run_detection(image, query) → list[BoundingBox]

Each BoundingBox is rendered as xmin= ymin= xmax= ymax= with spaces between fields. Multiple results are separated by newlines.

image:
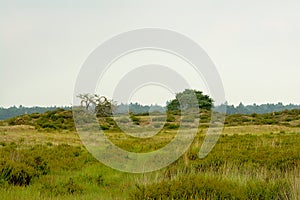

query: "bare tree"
xmin=77 ymin=93 xmax=95 ymax=110
xmin=94 ymin=95 xmax=116 ymax=117
xmin=77 ymin=93 xmax=115 ymax=117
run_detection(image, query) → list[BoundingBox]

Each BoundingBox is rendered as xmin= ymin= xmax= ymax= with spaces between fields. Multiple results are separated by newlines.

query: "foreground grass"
xmin=0 ymin=123 xmax=299 ymax=199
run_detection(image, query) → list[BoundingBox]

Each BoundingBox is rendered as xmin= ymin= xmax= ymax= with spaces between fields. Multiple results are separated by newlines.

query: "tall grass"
xmin=0 ymin=109 xmax=300 ymax=199
xmin=0 ymin=130 xmax=299 ymax=199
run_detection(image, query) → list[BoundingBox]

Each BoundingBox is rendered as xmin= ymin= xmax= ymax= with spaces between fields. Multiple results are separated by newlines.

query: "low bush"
xmin=166 ymin=114 xmax=175 ymax=122
xmin=129 ymin=113 xmax=140 ymax=125
xmin=0 ymin=146 xmax=51 ymax=186
xmin=130 ymin=174 xmax=292 ymax=200
xmin=5 ymin=109 xmax=76 ymax=131
xmin=99 ymin=124 xmax=110 ymax=130
xmin=0 ymin=160 xmax=35 ymax=186
xmin=0 ymin=144 xmax=95 ymax=187
xmin=164 ymin=123 xmax=180 ymax=129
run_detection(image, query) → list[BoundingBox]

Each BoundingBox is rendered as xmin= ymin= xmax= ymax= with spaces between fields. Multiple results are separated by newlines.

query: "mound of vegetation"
xmin=0 ymin=146 xmax=50 ymax=186
xmin=0 ymin=106 xmax=71 ymax=120
xmin=225 ymin=109 xmax=300 ymax=127
xmin=4 ymin=108 xmax=75 ymax=131
xmin=0 ymin=144 xmax=95 ymax=187
xmin=2 ymin=108 xmax=300 ymax=132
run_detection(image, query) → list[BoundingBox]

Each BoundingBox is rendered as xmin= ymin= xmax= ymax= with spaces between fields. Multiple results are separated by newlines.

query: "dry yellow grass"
xmin=1 ymin=124 xmax=300 ymax=148
xmin=0 ymin=125 xmax=81 ymax=146
xmin=219 ymin=125 xmax=300 ymax=135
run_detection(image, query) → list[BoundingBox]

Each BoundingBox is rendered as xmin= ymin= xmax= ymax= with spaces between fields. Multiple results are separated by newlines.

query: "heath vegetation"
xmin=0 ymin=90 xmax=299 ymax=199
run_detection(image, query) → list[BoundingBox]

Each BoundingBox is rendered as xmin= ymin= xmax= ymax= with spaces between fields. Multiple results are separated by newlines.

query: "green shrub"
xmin=0 ymin=160 xmax=36 ymax=186
xmin=41 ymin=123 xmax=57 ymax=130
xmin=0 ymin=141 xmax=6 ymax=146
xmin=7 ymin=117 xmax=25 ymax=125
xmin=129 ymin=113 xmax=140 ymax=125
xmin=99 ymin=124 xmax=110 ymax=130
xmin=166 ymin=114 xmax=175 ymax=122
xmin=200 ymin=113 xmax=211 ymax=122
xmin=105 ymin=117 xmax=116 ymax=125
xmin=164 ymin=123 xmax=180 ymax=129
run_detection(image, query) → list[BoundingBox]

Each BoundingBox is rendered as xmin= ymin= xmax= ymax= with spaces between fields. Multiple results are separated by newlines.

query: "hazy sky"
xmin=1 ymin=0 xmax=300 ymax=107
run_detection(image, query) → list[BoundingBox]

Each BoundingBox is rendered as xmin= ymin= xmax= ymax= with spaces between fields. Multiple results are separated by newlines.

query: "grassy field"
xmin=0 ymin=109 xmax=299 ymax=199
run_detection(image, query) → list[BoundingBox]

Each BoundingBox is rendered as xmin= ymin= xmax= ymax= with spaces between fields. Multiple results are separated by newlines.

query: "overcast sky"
xmin=1 ymin=0 xmax=300 ymax=107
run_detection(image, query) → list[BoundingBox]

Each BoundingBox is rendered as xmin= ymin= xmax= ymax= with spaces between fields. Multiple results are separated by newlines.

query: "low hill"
xmin=1 ymin=108 xmax=300 ymax=132
xmin=0 ymin=106 xmax=71 ymax=120
xmin=224 ymin=109 xmax=300 ymax=127
xmin=2 ymin=108 xmax=75 ymax=132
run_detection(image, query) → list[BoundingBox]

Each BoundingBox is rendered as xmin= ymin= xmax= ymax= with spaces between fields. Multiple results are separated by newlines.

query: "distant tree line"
xmin=0 ymin=105 xmax=71 ymax=120
xmin=115 ymin=103 xmax=165 ymax=115
xmin=214 ymin=102 xmax=300 ymax=114
xmin=1 ymin=97 xmax=300 ymax=120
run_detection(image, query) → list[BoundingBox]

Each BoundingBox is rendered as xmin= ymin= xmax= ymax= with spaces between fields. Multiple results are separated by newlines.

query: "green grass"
xmin=0 ymin=110 xmax=299 ymax=199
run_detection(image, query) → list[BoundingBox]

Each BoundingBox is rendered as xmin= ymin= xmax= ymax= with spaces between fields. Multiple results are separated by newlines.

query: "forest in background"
xmin=0 ymin=105 xmax=71 ymax=120
xmin=1 ymin=102 xmax=300 ymax=120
